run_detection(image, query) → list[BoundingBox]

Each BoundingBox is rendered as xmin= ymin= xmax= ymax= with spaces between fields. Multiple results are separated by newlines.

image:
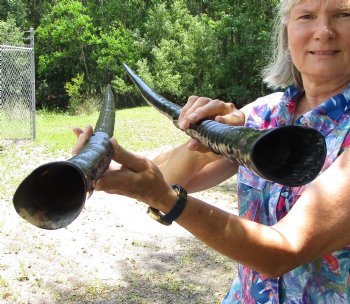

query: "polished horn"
xmin=13 ymin=84 xmax=116 ymax=230
xmin=123 ymin=63 xmax=326 ymax=187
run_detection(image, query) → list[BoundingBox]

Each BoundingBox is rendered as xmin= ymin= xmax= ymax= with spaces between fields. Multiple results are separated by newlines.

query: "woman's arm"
xmin=153 ymin=96 xmax=248 ymax=192
xmin=153 ymin=143 xmax=238 ymax=193
xmin=172 ymin=147 xmax=350 ymax=278
xmin=77 ymin=95 xmax=350 ymax=278
xmin=97 ymin=141 xmax=350 ymax=279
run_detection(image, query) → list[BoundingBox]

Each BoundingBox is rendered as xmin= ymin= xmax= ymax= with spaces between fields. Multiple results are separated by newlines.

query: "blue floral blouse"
xmin=223 ymin=85 xmax=350 ymax=303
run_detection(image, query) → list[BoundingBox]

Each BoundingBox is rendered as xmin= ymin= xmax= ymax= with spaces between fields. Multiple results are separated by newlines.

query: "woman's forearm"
xmin=169 ymin=195 xmax=297 ymax=278
xmin=153 ymin=143 xmax=238 ymax=193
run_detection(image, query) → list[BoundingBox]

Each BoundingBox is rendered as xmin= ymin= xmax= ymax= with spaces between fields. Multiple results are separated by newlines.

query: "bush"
xmin=65 ymin=73 xmax=85 ymax=115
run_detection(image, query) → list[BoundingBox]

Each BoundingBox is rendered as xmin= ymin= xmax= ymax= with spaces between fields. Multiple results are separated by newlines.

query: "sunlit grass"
xmin=34 ymin=106 xmax=187 ymax=153
xmin=0 ymin=106 xmax=187 ymax=201
xmin=35 ymin=110 xmax=99 ymax=152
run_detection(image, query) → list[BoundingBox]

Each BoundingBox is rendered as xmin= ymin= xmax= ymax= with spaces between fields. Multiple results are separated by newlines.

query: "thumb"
xmin=187 ymin=138 xmax=211 ymax=153
xmin=110 ymin=138 xmax=149 ymax=172
xmin=72 ymin=125 xmax=93 ymax=155
xmin=215 ymin=111 xmax=245 ymax=126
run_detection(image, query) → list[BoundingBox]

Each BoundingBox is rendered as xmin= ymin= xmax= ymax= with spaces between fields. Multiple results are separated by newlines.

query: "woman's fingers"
xmin=72 ymin=127 xmax=83 ymax=138
xmin=186 ymin=138 xmax=211 ymax=153
xmin=178 ymin=95 xmax=198 ymax=122
xmin=70 ymin=129 xmax=172 ymax=207
xmin=95 ymin=139 xmax=148 ymax=194
xmin=215 ymin=109 xmax=245 ymax=126
xmin=96 ymin=139 xmax=172 ymax=206
xmin=71 ymin=125 xmax=93 ymax=155
xmin=109 ymin=138 xmax=149 ymax=172
xmin=179 ymin=96 xmax=213 ymax=130
xmin=179 ymin=97 xmax=244 ymax=130
xmin=95 ymin=166 xmax=134 ymax=194
xmin=178 ymin=96 xmax=245 ymax=154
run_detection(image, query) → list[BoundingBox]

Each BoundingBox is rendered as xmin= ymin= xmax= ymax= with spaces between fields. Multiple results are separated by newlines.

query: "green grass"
xmin=0 ymin=113 xmax=34 ymax=139
xmin=0 ymin=106 xmax=187 ymax=201
xmin=34 ymin=106 xmax=187 ymax=153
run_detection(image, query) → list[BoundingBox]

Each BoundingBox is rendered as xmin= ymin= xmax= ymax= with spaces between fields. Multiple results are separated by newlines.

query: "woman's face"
xmin=287 ymin=0 xmax=350 ymax=85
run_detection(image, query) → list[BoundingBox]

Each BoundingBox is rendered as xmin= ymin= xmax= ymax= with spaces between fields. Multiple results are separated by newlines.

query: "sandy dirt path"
xmin=0 ymin=145 xmax=238 ymax=304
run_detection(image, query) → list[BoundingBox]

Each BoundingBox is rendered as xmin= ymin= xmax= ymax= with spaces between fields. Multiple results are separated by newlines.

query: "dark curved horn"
xmin=123 ymin=63 xmax=326 ymax=187
xmin=12 ymin=85 xmax=116 ymax=230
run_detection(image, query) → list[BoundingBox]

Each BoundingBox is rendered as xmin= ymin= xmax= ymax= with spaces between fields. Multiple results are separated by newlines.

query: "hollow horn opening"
xmin=251 ymin=126 xmax=326 ymax=187
xmin=13 ymin=162 xmax=87 ymax=230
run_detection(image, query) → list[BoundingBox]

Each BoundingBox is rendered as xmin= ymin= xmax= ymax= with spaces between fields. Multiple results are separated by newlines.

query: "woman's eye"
xmin=298 ymin=14 xmax=313 ymax=20
xmin=337 ymin=12 xmax=350 ymax=18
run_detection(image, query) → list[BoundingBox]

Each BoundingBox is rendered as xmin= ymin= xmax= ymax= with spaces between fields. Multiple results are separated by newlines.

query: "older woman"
xmin=74 ymin=0 xmax=350 ymax=302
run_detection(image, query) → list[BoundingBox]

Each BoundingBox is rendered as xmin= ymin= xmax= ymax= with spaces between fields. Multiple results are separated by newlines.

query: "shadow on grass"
xmin=50 ymin=236 xmax=237 ymax=304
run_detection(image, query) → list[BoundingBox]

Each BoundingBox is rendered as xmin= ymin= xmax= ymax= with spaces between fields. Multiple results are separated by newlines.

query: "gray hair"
xmin=262 ymin=0 xmax=303 ymax=89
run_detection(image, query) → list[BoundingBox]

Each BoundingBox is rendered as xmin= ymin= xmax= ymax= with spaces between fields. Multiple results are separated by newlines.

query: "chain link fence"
xmin=0 ymin=28 xmax=36 ymax=139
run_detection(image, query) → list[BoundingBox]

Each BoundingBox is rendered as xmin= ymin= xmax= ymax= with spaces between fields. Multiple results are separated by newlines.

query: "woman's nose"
xmin=314 ymin=18 xmax=336 ymax=40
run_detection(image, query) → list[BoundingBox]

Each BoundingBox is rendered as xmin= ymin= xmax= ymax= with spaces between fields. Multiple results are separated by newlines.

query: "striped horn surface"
xmin=13 ymin=85 xmax=116 ymax=230
xmin=123 ymin=63 xmax=326 ymax=187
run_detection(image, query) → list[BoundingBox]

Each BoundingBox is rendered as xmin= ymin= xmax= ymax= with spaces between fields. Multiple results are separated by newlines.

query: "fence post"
xmin=30 ymin=27 xmax=36 ymax=139
xmin=0 ymin=45 xmax=3 ymax=110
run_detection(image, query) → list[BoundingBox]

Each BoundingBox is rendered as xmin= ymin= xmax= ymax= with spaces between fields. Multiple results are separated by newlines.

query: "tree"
xmin=129 ymin=0 xmax=278 ymax=106
xmin=84 ymin=0 xmax=149 ymax=30
xmin=32 ymin=0 xmax=280 ymax=110
xmin=25 ymin=0 xmax=58 ymax=29
xmin=210 ymin=0 xmax=278 ymax=105
xmin=0 ymin=0 xmax=28 ymax=29
xmin=35 ymin=0 xmax=97 ymax=108
xmin=135 ymin=0 xmax=220 ymax=104
xmin=93 ymin=21 xmax=140 ymax=93
xmin=0 ymin=18 xmax=23 ymax=44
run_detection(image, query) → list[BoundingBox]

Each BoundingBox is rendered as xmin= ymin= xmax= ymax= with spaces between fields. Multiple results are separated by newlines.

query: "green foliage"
xmin=137 ymin=0 xmax=221 ymax=103
xmin=0 ymin=18 xmax=23 ymax=44
xmin=36 ymin=0 xmax=98 ymax=108
xmin=0 ymin=0 xmax=28 ymax=29
xmin=93 ymin=21 xmax=140 ymax=88
xmin=85 ymin=0 xmax=149 ymax=30
xmin=14 ymin=0 xmax=280 ymax=110
xmin=211 ymin=0 xmax=278 ymax=105
xmin=65 ymin=73 xmax=85 ymax=115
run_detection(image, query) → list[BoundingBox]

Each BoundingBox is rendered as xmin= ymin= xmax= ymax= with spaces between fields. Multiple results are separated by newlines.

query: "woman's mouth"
xmin=310 ymin=50 xmax=339 ymax=55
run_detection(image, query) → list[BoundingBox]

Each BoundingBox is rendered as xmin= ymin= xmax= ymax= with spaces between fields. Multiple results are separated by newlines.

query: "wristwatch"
xmin=147 ymin=184 xmax=187 ymax=226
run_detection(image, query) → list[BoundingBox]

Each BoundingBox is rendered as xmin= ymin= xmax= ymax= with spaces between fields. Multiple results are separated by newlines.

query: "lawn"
xmin=35 ymin=106 xmax=187 ymax=153
xmin=0 ymin=106 xmax=237 ymax=304
xmin=0 ymin=106 xmax=188 ymax=199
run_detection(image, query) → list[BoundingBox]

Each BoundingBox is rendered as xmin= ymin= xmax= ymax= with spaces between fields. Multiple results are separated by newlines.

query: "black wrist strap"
xmin=147 ymin=184 xmax=187 ymax=226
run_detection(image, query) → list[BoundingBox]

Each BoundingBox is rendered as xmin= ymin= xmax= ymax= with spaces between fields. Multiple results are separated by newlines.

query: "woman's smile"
xmin=309 ymin=50 xmax=339 ymax=55
xmin=287 ymin=0 xmax=350 ymax=85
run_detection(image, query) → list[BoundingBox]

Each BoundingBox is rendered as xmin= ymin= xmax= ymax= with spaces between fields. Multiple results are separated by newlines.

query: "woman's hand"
xmin=72 ymin=125 xmax=93 ymax=155
xmin=178 ymin=96 xmax=245 ymax=151
xmin=95 ymin=139 xmax=175 ymax=210
xmin=72 ymin=125 xmax=121 ymax=170
xmin=72 ymin=126 xmax=175 ymax=210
